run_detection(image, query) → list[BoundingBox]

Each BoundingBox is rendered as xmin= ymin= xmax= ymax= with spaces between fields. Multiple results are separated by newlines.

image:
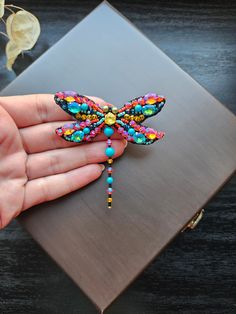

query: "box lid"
xmin=1 ymin=1 xmax=236 ymax=312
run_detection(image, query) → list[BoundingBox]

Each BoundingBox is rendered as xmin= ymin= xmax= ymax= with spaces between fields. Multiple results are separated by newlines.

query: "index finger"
xmin=0 ymin=94 xmax=107 ymax=128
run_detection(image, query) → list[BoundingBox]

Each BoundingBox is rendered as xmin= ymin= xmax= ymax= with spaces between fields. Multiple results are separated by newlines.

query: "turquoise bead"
xmin=107 ymin=177 xmax=113 ymax=184
xmin=81 ymin=103 xmax=88 ymax=111
xmin=68 ymin=102 xmax=81 ymax=114
xmin=104 ymin=126 xmax=114 ymax=137
xmin=134 ymin=104 xmax=142 ymax=113
xmin=128 ymin=128 xmax=135 ymax=136
xmin=105 ymin=147 xmax=115 ymax=157
xmin=71 ymin=130 xmax=84 ymax=142
xmin=133 ymin=132 xmax=146 ymax=144
xmin=83 ymin=127 xmax=90 ymax=134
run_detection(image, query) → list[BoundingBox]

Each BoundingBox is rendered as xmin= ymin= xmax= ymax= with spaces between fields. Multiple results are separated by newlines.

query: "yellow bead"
xmin=108 ymin=158 xmax=113 ymax=164
xmin=107 ymin=197 xmax=112 ymax=202
xmin=112 ymin=106 xmax=118 ymax=114
xmin=65 ymin=96 xmax=75 ymax=102
xmin=64 ymin=129 xmax=74 ymax=135
xmin=102 ymin=105 xmax=109 ymax=112
xmin=105 ymin=112 xmax=116 ymax=125
xmin=92 ymin=114 xmax=98 ymax=119
xmin=81 ymin=114 xmax=87 ymax=120
xmin=75 ymin=113 xmax=81 ymax=119
xmin=87 ymin=115 xmax=91 ymax=120
xmin=146 ymin=98 xmax=156 ymax=104
xmin=147 ymin=133 xmax=157 ymax=140
xmin=124 ymin=114 xmax=130 ymax=120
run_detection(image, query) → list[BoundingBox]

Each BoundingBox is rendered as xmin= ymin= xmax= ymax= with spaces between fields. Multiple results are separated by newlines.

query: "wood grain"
xmin=0 ymin=1 xmax=235 ymax=313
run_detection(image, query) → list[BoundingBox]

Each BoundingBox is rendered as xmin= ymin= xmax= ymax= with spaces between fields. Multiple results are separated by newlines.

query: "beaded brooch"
xmin=54 ymin=91 xmax=166 ymax=208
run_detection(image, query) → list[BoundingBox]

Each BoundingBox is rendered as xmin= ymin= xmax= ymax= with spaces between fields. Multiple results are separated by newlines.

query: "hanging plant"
xmin=0 ymin=1 xmax=40 ymax=70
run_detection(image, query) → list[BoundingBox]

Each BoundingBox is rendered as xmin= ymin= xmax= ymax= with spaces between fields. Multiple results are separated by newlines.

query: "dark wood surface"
xmin=0 ymin=1 xmax=235 ymax=313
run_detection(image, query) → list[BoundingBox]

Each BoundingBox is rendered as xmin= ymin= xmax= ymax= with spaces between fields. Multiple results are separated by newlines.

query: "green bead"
xmin=142 ymin=105 xmax=156 ymax=116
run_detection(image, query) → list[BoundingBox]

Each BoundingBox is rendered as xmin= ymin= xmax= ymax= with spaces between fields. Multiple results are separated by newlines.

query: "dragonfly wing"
xmin=56 ymin=120 xmax=104 ymax=143
xmin=117 ymin=92 xmax=166 ymax=124
xmin=115 ymin=120 xmax=165 ymax=145
xmin=54 ymin=91 xmax=105 ymax=120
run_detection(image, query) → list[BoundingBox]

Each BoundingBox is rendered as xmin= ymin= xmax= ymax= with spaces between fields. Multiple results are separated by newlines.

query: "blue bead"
xmin=105 ymin=147 xmax=115 ymax=157
xmin=108 ymin=187 xmax=113 ymax=193
xmin=81 ymin=103 xmax=88 ymax=111
xmin=104 ymin=126 xmax=114 ymax=137
xmin=83 ymin=127 xmax=90 ymax=134
xmin=107 ymin=177 xmax=113 ymax=184
xmin=68 ymin=102 xmax=81 ymax=114
xmin=133 ymin=132 xmax=146 ymax=144
xmin=134 ymin=104 xmax=142 ymax=113
xmin=71 ymin=131 xmax=84 ymax=142
xmin=128 ymin=128 xmax=135 ymax=136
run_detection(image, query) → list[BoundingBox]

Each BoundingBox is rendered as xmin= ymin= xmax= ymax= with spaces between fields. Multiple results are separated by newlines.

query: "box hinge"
xmin=181 ymin=209 xmax=205 ymax=232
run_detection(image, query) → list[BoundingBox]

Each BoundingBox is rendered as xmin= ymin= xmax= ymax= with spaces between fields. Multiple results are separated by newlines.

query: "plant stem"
xmin=1 ymin=17 xmax=6 ymax=25
xmin=0 ymin=31 xmax=9 ymax=39
xmin=5 ymin=4 xmax=25 ymax=11
xmin=4 ymin=6 xmax=15 ymax=14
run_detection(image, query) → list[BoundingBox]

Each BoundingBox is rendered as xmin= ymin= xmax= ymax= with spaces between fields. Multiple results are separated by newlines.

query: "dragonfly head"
xmin=102 ymin=104 xmax=118 ymax=126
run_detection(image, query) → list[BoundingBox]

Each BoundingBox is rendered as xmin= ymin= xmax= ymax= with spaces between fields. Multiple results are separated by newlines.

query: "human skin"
xmin=0 ymin=94 xmax=127 ymax=229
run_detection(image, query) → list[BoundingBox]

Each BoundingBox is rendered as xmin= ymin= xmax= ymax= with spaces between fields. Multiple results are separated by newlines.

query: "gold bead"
xmin=108 ymin=158 xmax=113 ymax=164
xmin=112 ymin=106 xmax=118 ymax=114
xmin=105 ymin=112 xmax=116 ymax=125
xmin=130 ymin=115 xmax=134 ymax=121
xmin=75 ymin=113 xmax=81 ymax=119
xmin=92 ymin=114 xmax=97 ymax=119
xmin=107 ymin=197 xmax=112 ymax=202
xmin=102 ymin=105 xmax=109 ymax=112
xmin=139 ymin=114 xmax=145 ymax=121
xmin=81 ymin=114 xmax=87 ymax=120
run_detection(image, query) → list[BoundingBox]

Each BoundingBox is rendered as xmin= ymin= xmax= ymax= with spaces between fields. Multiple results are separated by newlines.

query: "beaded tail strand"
xmin=105 ymin=137 xmax=114 ymax=208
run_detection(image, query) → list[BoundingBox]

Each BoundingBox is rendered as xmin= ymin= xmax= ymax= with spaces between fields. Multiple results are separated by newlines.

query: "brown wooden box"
xmin=1 ymin=1 xmax=236 ymax=312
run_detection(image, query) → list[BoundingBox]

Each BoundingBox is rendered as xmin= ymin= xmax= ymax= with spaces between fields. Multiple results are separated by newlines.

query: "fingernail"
xmin=122 ymin=139 xmax=128 ymax=148
xmin=100 ymin=164 xmax=105 ymax=171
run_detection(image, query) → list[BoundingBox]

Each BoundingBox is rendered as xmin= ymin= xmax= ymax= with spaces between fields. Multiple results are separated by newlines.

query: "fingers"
xmin=26 ymin=139 xmax=127 ymax=180
xmin=23 ymin=164 xmax=105 ymax=210
xmin=0 ymin=94 xmax=107 ymax=128
xmin=20 ymin=121 xmax=124 ymax=153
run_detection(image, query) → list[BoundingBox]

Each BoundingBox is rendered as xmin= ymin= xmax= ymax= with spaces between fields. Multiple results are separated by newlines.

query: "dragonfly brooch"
xmin=54 ymin=91 xmax=166 ymax=209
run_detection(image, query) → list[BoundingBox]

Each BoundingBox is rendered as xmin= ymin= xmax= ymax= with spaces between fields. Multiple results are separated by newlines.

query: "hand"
xmin=0 ymin=94 xmax=127 ymax=229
